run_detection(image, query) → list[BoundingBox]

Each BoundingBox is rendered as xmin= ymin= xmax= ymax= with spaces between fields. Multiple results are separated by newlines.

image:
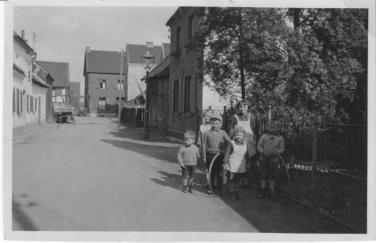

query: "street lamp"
xmin=141 ymin=50 xmax=155 ymax=139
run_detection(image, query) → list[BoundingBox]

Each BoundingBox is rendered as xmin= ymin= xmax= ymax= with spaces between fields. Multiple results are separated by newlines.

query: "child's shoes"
xmin=182 ymin=186 xmax=188 ymax=193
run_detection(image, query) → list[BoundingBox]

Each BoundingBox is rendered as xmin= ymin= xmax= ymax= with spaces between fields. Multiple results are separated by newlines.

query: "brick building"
xmin=165 ymin=7 xmax=227 ymax=138
xmin=69 ymin=82 xmax=81 ymax=113
xmin=83 ymin=48 xmax=126 ymax=117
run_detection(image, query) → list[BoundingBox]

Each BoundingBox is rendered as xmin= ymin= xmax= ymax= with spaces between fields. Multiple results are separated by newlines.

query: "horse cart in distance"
xmin=53 ymin=102 xmax=75 ymax=123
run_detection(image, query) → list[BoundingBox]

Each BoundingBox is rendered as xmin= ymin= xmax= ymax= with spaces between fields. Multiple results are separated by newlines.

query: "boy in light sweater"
xmin=177 ymin=131 xmax=200 ymax=193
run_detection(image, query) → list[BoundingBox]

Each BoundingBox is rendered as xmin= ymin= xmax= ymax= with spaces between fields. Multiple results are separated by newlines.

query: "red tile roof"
xmin=36 ymin=61 xmax=69 ymax=88
xmin=84 ymin=49 xmax=126 ymax=74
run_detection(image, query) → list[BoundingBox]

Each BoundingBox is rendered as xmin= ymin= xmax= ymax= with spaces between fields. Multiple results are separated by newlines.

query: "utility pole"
xmin=118 ymin=48 xmax=124 ymax=128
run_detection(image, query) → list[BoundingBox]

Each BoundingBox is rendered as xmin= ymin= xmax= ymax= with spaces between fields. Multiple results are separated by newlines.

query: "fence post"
xmin=312 ymin=115 xmax=318 ymax=163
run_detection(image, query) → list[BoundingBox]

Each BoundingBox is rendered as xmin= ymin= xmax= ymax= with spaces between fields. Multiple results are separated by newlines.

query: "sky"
xmin=14 ymin=6 xmax=177 ymax=95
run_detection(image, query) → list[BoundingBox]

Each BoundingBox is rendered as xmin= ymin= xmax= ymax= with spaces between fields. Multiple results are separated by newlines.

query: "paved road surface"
xmin=12 ymin=117 xmax=349 ymax=232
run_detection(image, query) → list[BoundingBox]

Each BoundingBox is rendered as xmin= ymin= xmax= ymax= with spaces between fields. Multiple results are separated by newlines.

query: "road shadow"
xmin=110 ymin=127 xmax=169 ymax=144
xmin=12 ymin=199 xmax=38 ymax=231
xmin=102 ymin=139 xmax=179 ymax=164
xmin=151 ymin=170 xmax=208 ymax=194
xmin=104 ymin=127 xmax=352 ymax=233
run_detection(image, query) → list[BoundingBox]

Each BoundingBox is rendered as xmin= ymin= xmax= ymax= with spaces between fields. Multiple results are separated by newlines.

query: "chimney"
xmin=145 ymin=41 xmax=153 ymax=48
xmin=21 ymin=30 xmax=25 ymax=39
xmin=85 ymin=46 xmax=90 ymax=53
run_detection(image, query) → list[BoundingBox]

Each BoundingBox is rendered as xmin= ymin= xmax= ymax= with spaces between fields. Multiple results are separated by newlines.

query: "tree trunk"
xmin=293 ymin=9 xmax=301 ymax=30
xmin=238 ymin=10 xmax=246 ymax=101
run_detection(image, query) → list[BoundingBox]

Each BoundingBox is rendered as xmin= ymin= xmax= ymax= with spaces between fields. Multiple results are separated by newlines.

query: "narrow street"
xmin=12 ymin=117 xmax=348 ymax=232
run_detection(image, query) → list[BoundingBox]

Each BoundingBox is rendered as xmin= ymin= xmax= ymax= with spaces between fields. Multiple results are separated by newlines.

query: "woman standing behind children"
xmin=177 ymin=131 xmax=200 ymax=193
xmin=223 ymin=126 xmax=256 ymax=201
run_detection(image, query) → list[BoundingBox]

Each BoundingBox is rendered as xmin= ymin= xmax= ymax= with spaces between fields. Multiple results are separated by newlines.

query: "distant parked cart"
xmin=53 ymin=103 xmax=75 ymax=123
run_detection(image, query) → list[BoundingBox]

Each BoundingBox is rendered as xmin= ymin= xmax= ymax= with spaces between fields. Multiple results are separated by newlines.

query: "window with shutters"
xmin=30 ymin=96 xmax=34 ymax=113
xmin=13 ymin=88 xmax=15 ymax=113
xmin=173 ymin=80 xmax=179 ymax=113
xmin=176 ymin=27 xmax=181 ymax=53
xmin=184 ymin=76 xmax=191 ymax=113
xmin=20 ymin=91 xmax=23 ymax=113
xmin=27 ymin=94 xmax=29 ymax=113
xmin=16 ymin=89 xmax=20 ymax=115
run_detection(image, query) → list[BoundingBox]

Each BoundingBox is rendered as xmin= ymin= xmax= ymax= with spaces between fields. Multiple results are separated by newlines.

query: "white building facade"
xmin=13 ymin=31 xmax=48 ymax=128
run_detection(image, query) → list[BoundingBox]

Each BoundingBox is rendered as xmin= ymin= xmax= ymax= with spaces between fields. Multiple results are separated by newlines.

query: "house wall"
xmin=126 ymin=63 xmax=146 ymax=101
xmin=86 ymin=73 xmax=125 ymax=116
xmin=31 ymin=83 xmax=47 ymax=123
xmin=13 ymin=38 xmax=46 ymax=127
xmin=149 ymin=75 xmax=169 ymax=131
xmin=167 ymin=8 xmax=204 ymax=138
xmin=46 ymin=78 xmax=54 ymax=122
xmin=167 ymin=7 xmax=230 ymax=138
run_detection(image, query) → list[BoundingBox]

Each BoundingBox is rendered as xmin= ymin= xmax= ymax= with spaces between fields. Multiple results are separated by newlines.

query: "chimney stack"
xmin=21 ymin=30 xmax=25 ymax=40
xmin=85 ymin=46 xmax=90 ymax=53
xmin=145 ymin=41 xmax=154 ymax=48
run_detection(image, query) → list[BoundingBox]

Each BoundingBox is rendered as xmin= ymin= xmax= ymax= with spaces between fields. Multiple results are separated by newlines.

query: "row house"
xmin=13 ymin=31 xmax=53 ymax=127
xmin=32 ymin=62 xmax=54 ymax=123
xmin=160 ymin=7 xmax=227 ymax=138
xmin=37 ymin=61 xmax=70 ymax=104
xmin=83 ymin=48 xmax=126 ymax=117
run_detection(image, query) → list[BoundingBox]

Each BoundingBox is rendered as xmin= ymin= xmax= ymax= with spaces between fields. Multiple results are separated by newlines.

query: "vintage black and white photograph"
xmin=3 ymin=0 xmax=375 ymax=241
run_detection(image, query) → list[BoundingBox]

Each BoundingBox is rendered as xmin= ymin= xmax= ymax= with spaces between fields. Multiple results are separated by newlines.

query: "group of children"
xmin=176 ymin=101 xmax=285 ymax=201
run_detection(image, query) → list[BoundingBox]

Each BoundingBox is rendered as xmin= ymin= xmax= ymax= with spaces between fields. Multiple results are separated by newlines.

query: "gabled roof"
xmin=144 ymin=55 xmax=170 ymax=80
xmin=13 ymin=31 xmax=34 ymax=54
xmin=32 ymin=62 xmax=54 ymax=84
xmin=36 ymin=61 xmax=69 ymax=88
xmin=125 ymin=44 xmax=164 ymax=64
xmin=84 ymin=49 xmax=126 ymax=74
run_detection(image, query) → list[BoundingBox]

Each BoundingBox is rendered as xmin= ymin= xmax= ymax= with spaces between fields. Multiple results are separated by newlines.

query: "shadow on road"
xmin=103 ymin=126 xmax=352 ymax=233
xmin=12 ymin=199 xmax=38 ymax=231
xmin=151 ymin=170 xmax=208 ymax=194
xmin=110 ymin=127 xmax=170 ymax=143
xmin=102 ymin=139 xmax=178 ymax=164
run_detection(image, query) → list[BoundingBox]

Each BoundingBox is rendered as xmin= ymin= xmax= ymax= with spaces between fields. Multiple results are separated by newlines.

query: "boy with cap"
xmin=202 ymin=113 xmax=231 ymax=194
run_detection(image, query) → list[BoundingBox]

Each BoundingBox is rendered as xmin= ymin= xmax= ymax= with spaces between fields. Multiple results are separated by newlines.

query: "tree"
xmin=202 ymin=7 xmax=367 ymax=135
xmin=202 ymin=8 xmax=288 ymax=101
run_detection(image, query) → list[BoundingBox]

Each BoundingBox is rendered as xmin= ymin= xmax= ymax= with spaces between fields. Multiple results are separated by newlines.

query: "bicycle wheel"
xmin=208 ymin=153 xmax=224 ymax=195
